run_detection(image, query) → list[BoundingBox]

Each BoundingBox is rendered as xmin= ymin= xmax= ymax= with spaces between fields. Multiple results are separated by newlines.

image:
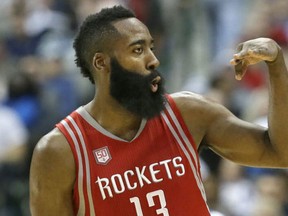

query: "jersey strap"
xmin=162 ymin=94 xmax=207 ymax=202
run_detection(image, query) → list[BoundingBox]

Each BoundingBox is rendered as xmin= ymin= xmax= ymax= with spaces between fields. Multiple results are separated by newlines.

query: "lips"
xmin=150 ymin=76 xmax=161 ymax=92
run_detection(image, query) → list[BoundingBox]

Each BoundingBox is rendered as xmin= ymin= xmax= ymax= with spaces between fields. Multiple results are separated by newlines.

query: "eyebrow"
xmin=128 ymin=39 xmax=154 ymax=47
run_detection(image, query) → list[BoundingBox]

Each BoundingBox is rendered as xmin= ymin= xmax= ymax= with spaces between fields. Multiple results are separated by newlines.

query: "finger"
xmin=230 ymin=51 xmax=248 ymax=65
xmin=234 ymin=60 xmax=248 ymax=80
xmin=230 ymin=58 xmax=241 ymax=66
xmin=230 ymin=50 xmax=250 ymax=64
xmin=234 ymin=62 xmax=243 ymax=80
xmin=234 ymin=49 xmax=251 ymax=60
xmin=231 ymin=43 xmax=250 ymax=64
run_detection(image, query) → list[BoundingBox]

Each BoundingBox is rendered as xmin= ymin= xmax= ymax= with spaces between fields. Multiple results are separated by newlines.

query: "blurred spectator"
xmin=0 ymin=104 xmax=28 ymax=216
xmin=0 ymin=105 xmax=28 ymax=163
xmin=159 ymin=0 xmax=210 ymax=92
xmin=205 ymin=65 xmax=240 ymax=115
xmin=218 ymin=160 xmax=255 ymax=216
xmin=75 ymin=0 xmax=126 ymax=23
xmin=253 ymin=172 xmax=288 ymax=215
xmin=24 ymin=0 xmax=71 ymax=37
xmin=203 ymin=173 xmax=229 ymax=215
xmin=251 ymin=196 xmax=285 ymax=216
xmin=4 ymin=1 xmax=47 ymax=59
xmin=201 ymin=0 xmax=249 ymax=59
xmin=5 ymin=71 xmax=40 ymax=129
xmin=35 ymin=53 xmax=79 ymax=134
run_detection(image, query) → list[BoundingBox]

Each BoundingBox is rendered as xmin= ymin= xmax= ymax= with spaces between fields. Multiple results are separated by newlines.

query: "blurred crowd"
xmin=0 ymin=0 xmax=287 ymax=215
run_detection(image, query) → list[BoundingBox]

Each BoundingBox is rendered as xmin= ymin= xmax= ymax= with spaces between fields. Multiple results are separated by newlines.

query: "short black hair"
xmin=73 ymin=5 xmax=135 ymax=84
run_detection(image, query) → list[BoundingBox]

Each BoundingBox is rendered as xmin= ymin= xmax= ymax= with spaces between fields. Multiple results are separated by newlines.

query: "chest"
xmin=61 ymin=107 xmax=210 ymax=215
xmin=85 ymin=118 xmax=188 ymax=177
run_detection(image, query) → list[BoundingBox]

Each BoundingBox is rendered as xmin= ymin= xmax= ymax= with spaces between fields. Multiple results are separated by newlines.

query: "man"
xmin=29 ymin=5 xmax=288 ymax=216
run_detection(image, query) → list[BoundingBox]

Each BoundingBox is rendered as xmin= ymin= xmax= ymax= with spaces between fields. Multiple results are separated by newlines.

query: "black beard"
xmin=109 ymin=58 xmax=167 ymax=119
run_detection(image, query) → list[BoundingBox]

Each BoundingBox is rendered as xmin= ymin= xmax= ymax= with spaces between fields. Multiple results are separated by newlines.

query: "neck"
xmin=85 ymin=92 xmax=143 ymax=141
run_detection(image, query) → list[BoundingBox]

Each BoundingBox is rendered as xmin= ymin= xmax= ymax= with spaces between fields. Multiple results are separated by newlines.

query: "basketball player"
xmin=29 ymin=5 xmax=288 ymax=216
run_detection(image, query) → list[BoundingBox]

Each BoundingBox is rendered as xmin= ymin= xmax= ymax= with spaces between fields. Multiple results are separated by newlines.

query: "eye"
xmin=150 ymin=46 xmax=155 ymax=52
xmin=133 ymin=47 xmax=143 ymax=54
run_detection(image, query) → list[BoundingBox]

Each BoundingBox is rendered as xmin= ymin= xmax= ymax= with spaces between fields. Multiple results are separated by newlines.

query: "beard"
xmin=109 ymin=58 xmax=167 ymax=119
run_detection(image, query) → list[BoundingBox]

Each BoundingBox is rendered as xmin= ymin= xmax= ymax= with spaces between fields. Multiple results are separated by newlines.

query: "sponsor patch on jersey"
xmin=93 ymin=146 xmax=112 ymax=165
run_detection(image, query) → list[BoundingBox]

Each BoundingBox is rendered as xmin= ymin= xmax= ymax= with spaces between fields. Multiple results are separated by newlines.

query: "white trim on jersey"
xmin=67 ymin=116 xmax=96 ymax=216
xmin=60 ymin=120 xmax=86 ymax=216
xmin=166 ymin=105 xmax=200 ymax=169
xmin=165 ymin=104 xmax=207 ymax=197
xmin=161 ymin=103 xmax=210 ymax=213
xmin=160 ymin=113 xmax=207 ymax=200
xmin=76 ymin=106 xmax=147 ymax=143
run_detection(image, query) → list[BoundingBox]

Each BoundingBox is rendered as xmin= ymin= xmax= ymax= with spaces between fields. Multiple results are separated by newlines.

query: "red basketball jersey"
xmin=56 ymin=95 xmax=211 ymax=216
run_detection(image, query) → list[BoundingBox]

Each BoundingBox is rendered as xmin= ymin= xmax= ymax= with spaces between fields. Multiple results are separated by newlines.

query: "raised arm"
xmin=229 ymin=38 xmax=288 ymax=167
xmin=29 ymin=129 xmax=75 ymax=216
xmin=173 ymin=38 xmax=288 ymax=168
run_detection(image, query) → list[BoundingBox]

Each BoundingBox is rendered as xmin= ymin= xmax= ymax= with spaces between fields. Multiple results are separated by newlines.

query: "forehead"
xmin=112 ymin=18 xmax=153 ymax=47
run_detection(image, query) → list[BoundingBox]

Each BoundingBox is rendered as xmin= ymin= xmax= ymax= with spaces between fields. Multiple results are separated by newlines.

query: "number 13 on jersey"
xmin=130 ymin=190 xmax=169 ymax=216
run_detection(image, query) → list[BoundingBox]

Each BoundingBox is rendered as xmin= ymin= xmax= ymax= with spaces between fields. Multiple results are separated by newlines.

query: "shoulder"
xmin=30 ymin=128 xmax=75 ymax=214
xmin=170 ymin=91 xmax=231 ymax=114
xmin=170 ymin=91 xmax=208 ymax=106
xmin=168 ymin=91 xmax=232 ymax=144
xmin=33 ymin=128 xmax=72 ymax=160
xmin=30 ymin=128 xmax=75 ymax=185
xmin=169 ymin=91 xmax=220 ymax=115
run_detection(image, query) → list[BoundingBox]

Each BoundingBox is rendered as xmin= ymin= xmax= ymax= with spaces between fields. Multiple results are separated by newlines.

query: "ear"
xmin=92 ymin=53 xmax=108 ymax=71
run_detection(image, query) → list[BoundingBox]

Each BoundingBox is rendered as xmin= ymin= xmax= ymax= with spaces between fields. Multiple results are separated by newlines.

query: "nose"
xmin=147 ymin=51 xmax=160 ymax=70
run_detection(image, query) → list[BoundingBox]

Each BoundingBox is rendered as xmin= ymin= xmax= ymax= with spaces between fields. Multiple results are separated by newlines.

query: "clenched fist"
xmin=230 ymin=38 xmax=280 ymax=80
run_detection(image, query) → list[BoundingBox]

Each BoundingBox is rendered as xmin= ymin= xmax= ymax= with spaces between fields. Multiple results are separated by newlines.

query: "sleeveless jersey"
xmin=56 ymin=95 xmax=211 ymax=216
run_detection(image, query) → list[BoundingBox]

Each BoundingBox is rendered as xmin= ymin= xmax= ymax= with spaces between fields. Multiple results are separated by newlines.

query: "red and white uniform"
xmin=56 ymin=95 xmax=211 ymax=216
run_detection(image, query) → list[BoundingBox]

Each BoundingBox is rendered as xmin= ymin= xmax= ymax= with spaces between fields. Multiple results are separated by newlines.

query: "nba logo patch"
xmin=93 ymin=146 xmax=112 ymax=165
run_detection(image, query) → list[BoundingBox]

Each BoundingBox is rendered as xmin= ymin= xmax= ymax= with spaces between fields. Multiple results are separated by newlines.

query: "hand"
xmin=230 ymin=38 xmax=280 ymax=80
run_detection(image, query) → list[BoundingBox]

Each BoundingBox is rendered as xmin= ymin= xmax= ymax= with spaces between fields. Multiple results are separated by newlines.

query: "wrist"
xmin=265 ymin=44 xmax=282 ymax=66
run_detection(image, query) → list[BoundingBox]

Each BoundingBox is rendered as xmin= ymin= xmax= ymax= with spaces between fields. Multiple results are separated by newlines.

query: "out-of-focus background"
xmin=0 ymin=0 xmax=287 ymax=215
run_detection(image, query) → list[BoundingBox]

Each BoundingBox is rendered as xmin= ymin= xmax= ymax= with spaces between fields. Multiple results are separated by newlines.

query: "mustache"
xmin=110 ymin=57 xmax=163 ymax=82
xmin=148 ymin=69 xmax=160 ymax=79
xmin=145 ymin=69 xmax=164 ymax=86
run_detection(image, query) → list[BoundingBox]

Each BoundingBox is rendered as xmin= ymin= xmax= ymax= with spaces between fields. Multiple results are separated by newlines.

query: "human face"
xmin=110 ymin=57 xmax=166 ymax=119
xmin=108 ymin=18 xmax=166 ymax=119
xmin=112 ymin=18 xmax=160 ymax=77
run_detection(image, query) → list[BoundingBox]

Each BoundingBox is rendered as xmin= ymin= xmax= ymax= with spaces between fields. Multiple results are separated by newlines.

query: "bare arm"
xmin=265 ymin=50 xmax=288 ymax=166
xmin=173 ymin=38 xmax=288 ymax=168
xmin=173 ymin=92 xmax=272 ymax=167
xmin=228 ymin=38 xmax=288 ymax=167
xmin=29 ymin=128 xmax=75 ymax=215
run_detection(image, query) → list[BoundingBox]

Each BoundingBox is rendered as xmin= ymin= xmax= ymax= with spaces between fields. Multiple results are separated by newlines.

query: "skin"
xmin=29 ymin=18 xmax=288 ymax=215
